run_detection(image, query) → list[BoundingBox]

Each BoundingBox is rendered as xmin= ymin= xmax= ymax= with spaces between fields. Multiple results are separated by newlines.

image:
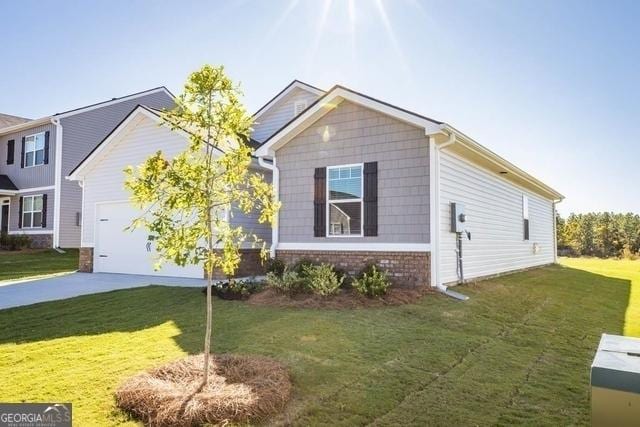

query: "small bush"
xmin=0 ymin=232 xmax=30 ymax=251
xmin=622 ymin=244 xmax=638 ymax=260
xmin=292 ymin=258 xmax=315 ymax=276
xmin=303 ymin=263 xmax=343 ymax=296
xmin=352 ymin=265 xmax=390 ymax=297
xmin=206 ymin=278 xmax=263 ymax=300
xmin=266 ymin=268 xmax=306 ymax=295
xmin=265 ymin=258 xmax=286 ymax=276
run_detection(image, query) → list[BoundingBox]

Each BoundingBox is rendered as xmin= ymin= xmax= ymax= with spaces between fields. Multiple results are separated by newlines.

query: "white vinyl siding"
xmin=252 ymin=87 xmax=320 ymax=143
xmin=438 ymin=150 xmax=554 ymax=284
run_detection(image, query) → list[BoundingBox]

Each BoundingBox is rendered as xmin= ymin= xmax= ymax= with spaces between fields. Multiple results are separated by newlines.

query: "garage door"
xmin=94 ymin=201 xmax=203 ymax=278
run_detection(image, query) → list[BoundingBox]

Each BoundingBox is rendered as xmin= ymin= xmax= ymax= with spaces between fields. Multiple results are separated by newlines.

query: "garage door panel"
xmin=95 ymin=202 xmax=202 ymax=278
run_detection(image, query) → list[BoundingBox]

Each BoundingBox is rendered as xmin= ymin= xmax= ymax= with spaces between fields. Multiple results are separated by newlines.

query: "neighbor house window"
xmin=327 ymin=164 xmax=363 ymax=237
xmin=22 ymin=195 xmax=43 ymax=228
xmin=523 ymin=194 xmax=530 ymax=240
xmin=24 ymin=132 xmax=46 ymax=167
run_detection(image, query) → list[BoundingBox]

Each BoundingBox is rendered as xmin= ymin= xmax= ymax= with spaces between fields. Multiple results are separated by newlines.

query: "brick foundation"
xmin=207 ymin=249 xmax=267 ymax=279
xmin=79 ymin=247 xmax=94 ymax=272
xmin=28 ymin=233 xmax=53 ymax=249
xmin=276 ymin=250 xmax=430 ymax=287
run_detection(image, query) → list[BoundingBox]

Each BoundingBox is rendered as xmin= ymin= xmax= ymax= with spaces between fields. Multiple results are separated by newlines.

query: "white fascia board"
xmin=255 ymin=87 xmax=442 ymax=158
xmin=253 ymin=81 xmax=324 ymax=120
xmin=276 ymin=242 xmax=431 ymax=252
xmin=441 ymin=125 xmax=564 ymax=201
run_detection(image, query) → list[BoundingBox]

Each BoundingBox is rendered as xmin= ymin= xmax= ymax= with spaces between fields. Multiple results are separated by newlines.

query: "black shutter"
xmin=363 ymin=162 xmax=378 ymax=236
xmin=524 ymin=219 xmax=530 ymax=240
xmin=43 ymin=131 xmax=50 ymax=164
xmin=41 ymin=194 xmax=48 ymax=228
xmin=18 ymin=196 xmax=23 ymax=228
xmin=314 ymin=167 xmax=326 ymax=237
xmin=6 ymin=140 xmax=14 ymax=165
xmin=20 ymin=137 xmax=25 ymax=168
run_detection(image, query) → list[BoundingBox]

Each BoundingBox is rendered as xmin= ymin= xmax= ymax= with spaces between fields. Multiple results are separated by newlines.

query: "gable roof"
xmin=254 ymin=84 xmax=563 ymax=201
xmin=253 ymin=80 xmax=324 ymax=120
xmin=0 ymin=113 xmax=31 ymax=130
xmin=254 ymin=84 xmax=443 ymax=156
xmin=0 ymin=175 xmax=18 ymax=192
xmin=0 ymin=87 xmax=174 ymax=136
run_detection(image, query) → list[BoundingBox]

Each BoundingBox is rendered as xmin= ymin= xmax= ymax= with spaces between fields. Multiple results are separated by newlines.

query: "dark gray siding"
xmin=276 ymin=101 xmax=430 ymax=244
xmin=0 ymin=123 xmax=56 ymax=188
xmin=58 ymin=91 xmax=175 ymax=247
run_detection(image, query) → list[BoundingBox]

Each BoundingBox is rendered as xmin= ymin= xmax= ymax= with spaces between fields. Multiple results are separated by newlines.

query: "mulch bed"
xmin=247 ymin=286 xmax=432 ymax=309
xmin=115 ymin=354 xmax=291 ymax=426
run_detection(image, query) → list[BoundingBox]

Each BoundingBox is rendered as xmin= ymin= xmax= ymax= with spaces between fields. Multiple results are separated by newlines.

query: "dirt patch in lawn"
xmin=247 ymin=286 xmax=432 ymax=309
xmin=115 ymin=354 xmax=291 ymax=426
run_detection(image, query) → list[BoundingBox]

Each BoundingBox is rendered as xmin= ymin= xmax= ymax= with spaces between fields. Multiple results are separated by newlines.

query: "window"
xmin=327 ymin=164 xmax=363 ymax=237
xmin=22 ymin=195 xmax=43 ymax=228
xmin=24 ymin=132 xmax=46 ymax=167
xmin=294 ymin=100 xmax=307 ymax=116
xmin=523 ymin=194 xmax=530 ymax=241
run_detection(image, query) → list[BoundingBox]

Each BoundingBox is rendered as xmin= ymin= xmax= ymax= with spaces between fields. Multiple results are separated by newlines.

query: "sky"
xmin=1 ymin=0 xmax=639 ymax=215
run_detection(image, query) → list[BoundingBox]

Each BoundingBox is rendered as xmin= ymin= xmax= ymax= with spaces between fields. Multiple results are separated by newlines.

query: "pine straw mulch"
xmin=115 ymin=354 xmax=291 ymax=426
xmin=247 ymin=286 xmax=433 ymax=309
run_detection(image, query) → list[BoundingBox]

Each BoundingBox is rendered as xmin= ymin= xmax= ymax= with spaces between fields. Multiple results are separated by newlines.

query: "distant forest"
xmin=557 ymin=212 xmax=640 ymax=258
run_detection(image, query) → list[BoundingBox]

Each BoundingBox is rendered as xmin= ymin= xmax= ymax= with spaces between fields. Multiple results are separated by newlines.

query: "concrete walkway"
xmin=0 ymin=272 xmax=206 ymax=310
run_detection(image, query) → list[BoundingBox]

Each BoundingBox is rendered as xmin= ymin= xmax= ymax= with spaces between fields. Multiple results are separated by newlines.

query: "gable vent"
xmin=294 ymin=100 xmax=307 ymax=116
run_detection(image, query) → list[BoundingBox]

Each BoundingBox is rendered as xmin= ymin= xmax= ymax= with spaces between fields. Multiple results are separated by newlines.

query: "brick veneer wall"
xmin=28 ymin=233 xmax=53 ymax=249
xmin=79 ymin=247 xmax=93 ymax=272
xmin=276 ymin=250 xmax=431 ymax=287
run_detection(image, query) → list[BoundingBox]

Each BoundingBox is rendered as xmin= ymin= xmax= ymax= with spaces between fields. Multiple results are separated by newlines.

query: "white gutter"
xmin=51 ymin=117 xmax=63 ymax=249
xmin=257 ymin=154 xmax=279 ymax=258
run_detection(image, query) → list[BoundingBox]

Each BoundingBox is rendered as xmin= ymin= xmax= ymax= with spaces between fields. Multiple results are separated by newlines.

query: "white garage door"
xmin=94 ymin=201 xmax=203 ymax=278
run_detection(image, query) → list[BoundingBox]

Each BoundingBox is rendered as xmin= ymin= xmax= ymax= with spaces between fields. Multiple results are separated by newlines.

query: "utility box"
xmin=591 ymin=334 xmax=640 ymax=426
xmin=450 ymin=202 xmax=466 ymax=233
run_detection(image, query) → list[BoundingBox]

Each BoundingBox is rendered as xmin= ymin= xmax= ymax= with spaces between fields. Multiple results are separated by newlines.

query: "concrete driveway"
xmin=0 ymin=272 xmax=206 ymax=310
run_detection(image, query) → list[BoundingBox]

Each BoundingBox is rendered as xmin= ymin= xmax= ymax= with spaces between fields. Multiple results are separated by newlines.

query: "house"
xmin=0 ymin=87 xmax=175 ymax=248
xmin=69 ymin=80 xmax=563 ymax=287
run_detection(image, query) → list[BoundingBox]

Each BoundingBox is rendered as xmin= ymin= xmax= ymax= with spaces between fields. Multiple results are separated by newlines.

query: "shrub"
xmin=0 ymin=232 xmax=30 ymax=251
xmin=352 ymin=265 xmax=390 ymax=297
xmin=266 ymin=268 xmax=306 ymax=295
xmin=292 ymin=258 xmax=315 ymax=276
xmin=206 ymin=278 xmax=264 ymax=300
xmin=265 ymin=258 xmax=286 ymax=276
xmin=302 ymin=263 xmax=343 ymax=296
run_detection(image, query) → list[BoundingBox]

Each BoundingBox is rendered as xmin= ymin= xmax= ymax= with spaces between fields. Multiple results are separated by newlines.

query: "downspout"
xmin=258 ymin=154 xmax=279 ymax=258
xmin=51 ymin=117 xmax=63 ymax=249
xmin=432 ymin=130 xmax=469 ymax=301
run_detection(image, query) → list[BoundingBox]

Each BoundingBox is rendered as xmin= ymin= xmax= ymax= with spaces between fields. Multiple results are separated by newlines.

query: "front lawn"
xmin=0 ymin=259 xmax=636 ymax=425
xmin=0 ymin=248 xmax=78 ymax=282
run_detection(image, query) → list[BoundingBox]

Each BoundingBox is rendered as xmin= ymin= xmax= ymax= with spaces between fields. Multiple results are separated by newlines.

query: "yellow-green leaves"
xmin=124 ymin=65 xmax=277 ymax=279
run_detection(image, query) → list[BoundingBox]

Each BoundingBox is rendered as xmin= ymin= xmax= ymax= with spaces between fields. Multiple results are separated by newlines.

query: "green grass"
xmin=0 ymin=259 xmax=637 ymax=425
xmin=0 ymin=248 xmax=78 ymax=282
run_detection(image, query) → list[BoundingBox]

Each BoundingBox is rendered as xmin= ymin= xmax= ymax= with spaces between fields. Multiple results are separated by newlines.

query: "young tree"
xmin=124 ymin=65 xmax=278 ymax=386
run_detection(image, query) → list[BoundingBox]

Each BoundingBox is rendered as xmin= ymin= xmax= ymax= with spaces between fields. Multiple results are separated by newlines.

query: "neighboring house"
xmin=67 ymin=106 xmax=270 ymax=278
xmin=69 ymin=80 xmax=563 ymax=287
xmin=0 ymin=88 xmax=175 ymax=248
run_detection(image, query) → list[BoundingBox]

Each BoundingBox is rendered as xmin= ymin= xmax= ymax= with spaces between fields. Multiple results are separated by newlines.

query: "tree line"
xmin=557 ymin=212 xmax=640 ymax=258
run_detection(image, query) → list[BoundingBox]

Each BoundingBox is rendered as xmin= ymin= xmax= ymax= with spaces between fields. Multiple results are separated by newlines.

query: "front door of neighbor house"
xmin=0 ymin=199 xmax=9 ymax=233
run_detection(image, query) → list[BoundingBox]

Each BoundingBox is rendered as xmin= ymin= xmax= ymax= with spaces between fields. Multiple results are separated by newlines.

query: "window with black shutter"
xmin=313 ymin=167 xmax=326 ymax=237
xmin=363 ymin=162 xmax=378 ymax=236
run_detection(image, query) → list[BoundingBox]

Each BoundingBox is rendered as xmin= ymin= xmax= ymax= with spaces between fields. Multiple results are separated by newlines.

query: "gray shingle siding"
xmin=276 ymin=101 xmax=430 ymax=244
xmin=58 ymin=90 xmax=175 ymax=247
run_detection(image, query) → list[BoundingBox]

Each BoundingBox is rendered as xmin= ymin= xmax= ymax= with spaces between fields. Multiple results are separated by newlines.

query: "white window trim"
xmin=23 ymin=131 xmax=46 ymax=168
xmin=326 ymin=163 xmax=364 ymax=238
xmin=21 ymin=194 xmax=44 ymax=229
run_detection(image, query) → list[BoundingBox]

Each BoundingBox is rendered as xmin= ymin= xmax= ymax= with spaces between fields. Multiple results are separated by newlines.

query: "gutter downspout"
xmin=432 ymin=130 xmax=469 ymax=301
xmin=258 ymin=154 xmax=279 ymax=258
xmin=51 ymin=117 xmax=63 ymax=249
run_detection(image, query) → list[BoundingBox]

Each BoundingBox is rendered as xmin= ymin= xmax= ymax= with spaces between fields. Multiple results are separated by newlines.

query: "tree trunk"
xmin=202 ymin=267 xmax=213 ymax=387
